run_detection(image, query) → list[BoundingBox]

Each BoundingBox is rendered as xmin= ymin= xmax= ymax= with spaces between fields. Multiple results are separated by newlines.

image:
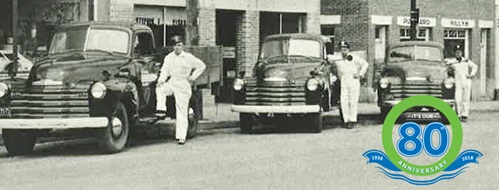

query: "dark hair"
xmin=170 ymin=35 xmax=185 ymax=45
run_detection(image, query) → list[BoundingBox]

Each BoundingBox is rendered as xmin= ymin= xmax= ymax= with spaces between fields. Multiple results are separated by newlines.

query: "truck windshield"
xmin=260 ymin=39 xmax=321 ymax=60
xmin=49 ymin=27 xmax=130 ymax=55
xmin=388 ymin=45 xmax=442 ymax=63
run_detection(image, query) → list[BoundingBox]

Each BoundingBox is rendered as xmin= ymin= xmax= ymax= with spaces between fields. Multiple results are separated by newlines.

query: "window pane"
xmin=288 ymin=39 xmax=321 ymax=58
xmin=321 ymin=25 xmax=335 ymax=36
xmin=86 ymin=29 xmax=130 ymax=54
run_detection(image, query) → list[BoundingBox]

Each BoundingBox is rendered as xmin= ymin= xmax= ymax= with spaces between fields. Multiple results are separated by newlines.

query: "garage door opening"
xmin=216 ymin=10 xmax=242 ymax=102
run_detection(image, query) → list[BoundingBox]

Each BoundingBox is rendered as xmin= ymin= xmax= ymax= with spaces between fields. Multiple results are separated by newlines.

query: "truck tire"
xmin=380 ymin=107 xmax=391 ymax=122
xmin=187 ymin=106 xmax=199 ymax=139
xmin=2 ymin=129 xmax=37 ymax=156
xmin=307 ymin=112 xmax=323 ymax=133
xmin=239 ymin=113 xmax=254 ymax=134
xmin=99 ymin=102 xmax=129 ymax=153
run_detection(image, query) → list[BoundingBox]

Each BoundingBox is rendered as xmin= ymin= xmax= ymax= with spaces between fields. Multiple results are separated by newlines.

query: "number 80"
xmin=397 ymin=122 xmax=450 ymax=157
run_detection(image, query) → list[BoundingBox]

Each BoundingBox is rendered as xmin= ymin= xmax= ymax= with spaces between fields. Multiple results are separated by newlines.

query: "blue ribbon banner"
xmin=363 ymin=149 xmax=483 ymax=186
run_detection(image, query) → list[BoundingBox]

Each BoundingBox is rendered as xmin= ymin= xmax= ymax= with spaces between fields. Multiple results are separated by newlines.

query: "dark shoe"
xmin=155 ymin=110 xmax=167 ymax=119
xmin=177 ymin=139 xmax=186 ymax=145
xmin=346 ymin=122 xmax=354 ymax=129
xmin=343 ymin=122 xmax=349 ymax=128
xmin=461 ymin=116 xmax=467 ymax=123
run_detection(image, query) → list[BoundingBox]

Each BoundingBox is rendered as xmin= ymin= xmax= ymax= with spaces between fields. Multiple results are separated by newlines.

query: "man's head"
xmin=171 ymin=36 xmax=185 ymax=55
xmin=339 ymin=41 xmax=350 ymax=57
xmin=454 ymin=45 xmax=463 ymax=59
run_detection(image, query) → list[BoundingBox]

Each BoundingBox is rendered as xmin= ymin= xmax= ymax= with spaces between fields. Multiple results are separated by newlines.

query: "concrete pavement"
xmin=0 ymin=108 xmax=498 ymax=190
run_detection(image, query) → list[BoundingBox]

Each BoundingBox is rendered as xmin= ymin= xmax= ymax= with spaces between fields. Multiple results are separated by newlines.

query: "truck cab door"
xmin=131 ymin=31 xmax=161 ymax=116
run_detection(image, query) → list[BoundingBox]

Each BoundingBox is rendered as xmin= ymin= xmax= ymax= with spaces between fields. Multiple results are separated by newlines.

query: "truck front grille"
xmin=9 ymin=85 xmax=90 ymax=118
xmin=244 ymin=81 xmax=306 ymax=106
xmin=390 ymin=82 xmax=443 ymax=99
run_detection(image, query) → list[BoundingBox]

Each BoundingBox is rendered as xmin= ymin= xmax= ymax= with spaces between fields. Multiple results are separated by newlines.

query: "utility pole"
xmin=10 ymin=0 xmax=18 ymax=78
xmin=410 ymin=0 xmax=419 ymax=40
xmin=186 ymin=0 xmax=199 ymax=46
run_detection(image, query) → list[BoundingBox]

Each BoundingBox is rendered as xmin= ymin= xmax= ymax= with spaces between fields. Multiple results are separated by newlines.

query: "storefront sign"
xmin=441 ymin=18 xmax=475 ymax=28
xmin=172 ymin=19 xmax=187 ymax=26
xmin=223 ymin=47 xmax=236 ymax=59
xmin=136 ymin=17 xmax=161 ymax=25
xmin=397 ymin=17 xmax=436 ymax=27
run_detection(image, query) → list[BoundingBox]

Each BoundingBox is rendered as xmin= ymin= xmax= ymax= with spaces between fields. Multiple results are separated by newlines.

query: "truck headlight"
xmin=380 ymin=78 xmax=389 ymax=89
xmin=329 ymin=74 xmax=338 ymax=83
xmin=0 ymin=82 xmax=8 ymax=98
xmin=233 ymin=78 xmax=245 ymax=91
xmin=306 ymin=78 xmax=320 ymax=91
xmin=444 ymin=78 xmax=454 ymax=89
xmin=91 ymin=82 xmax=107 ymax=99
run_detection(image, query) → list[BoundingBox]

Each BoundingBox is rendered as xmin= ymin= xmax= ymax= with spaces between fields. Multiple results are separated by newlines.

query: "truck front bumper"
xmin=0 ymin=117 xmax=110 ymax=129
xmin=231 ymin=105 xmax=321 ymax=113
xmin=381 ymin=99 xmax=455 ymax=107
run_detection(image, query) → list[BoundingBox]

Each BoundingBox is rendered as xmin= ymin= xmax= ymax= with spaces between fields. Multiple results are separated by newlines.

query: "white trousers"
xmin=455 ymin=79 xmax=472 ymax=117
xmin=340 ymin=77 xmax=360 ymax=123
xmin=156 ymin=79 xmax=192 ymax=140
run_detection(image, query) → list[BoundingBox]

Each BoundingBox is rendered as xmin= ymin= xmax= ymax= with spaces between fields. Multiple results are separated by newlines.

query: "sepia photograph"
xmin=0 ymin=0 xmax=498 ymax=189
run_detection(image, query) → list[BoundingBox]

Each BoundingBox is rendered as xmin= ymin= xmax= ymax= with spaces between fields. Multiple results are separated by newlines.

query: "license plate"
xmin=404 ymin=112 xmax=441 ymax=120
xmin=0 ymin=107 xmax=11 ymax=117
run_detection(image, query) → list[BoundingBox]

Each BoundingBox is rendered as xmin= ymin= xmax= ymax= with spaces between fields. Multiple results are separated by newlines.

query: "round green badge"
xmin=382 ymin=96 xmax=462 ymax=176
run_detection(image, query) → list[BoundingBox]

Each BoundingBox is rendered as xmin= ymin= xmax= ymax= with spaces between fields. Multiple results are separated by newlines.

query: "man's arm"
xmin=358 ymin=57 xmax=369 ymax=77
xmin=468 ymin=60 xmax=479 ymax=78
xmin=189 ymin=55 xmax=207 ymax=81
xmin=157 ymin=55 xmax=171 ymax=83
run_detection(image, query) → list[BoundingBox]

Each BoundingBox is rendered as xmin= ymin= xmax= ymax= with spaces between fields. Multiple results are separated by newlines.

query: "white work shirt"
xmin=158 ymin=51 xmax=206 ymax=82
xmin=446 ymin=57 xmax=478 ymax=83
xmin=333 ymin=54 xmax=369 ymax=79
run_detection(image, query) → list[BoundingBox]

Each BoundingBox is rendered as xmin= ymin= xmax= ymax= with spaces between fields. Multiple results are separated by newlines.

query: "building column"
xmin=236 ymin=10 xmax=260 ymax=77
xmin=305 ymin=11 xmax=321 ymax=34
xmin=198 ymin=7 xmax=216 ymax=46
xmin=109 ymin=0 xmax=134 ymax=22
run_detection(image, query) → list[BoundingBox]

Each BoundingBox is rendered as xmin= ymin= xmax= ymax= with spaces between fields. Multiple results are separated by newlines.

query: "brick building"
xmin=321 ymin=0 xmax=497 ymax=101
xmin=93 ymin=0 xmax=321 ymax=78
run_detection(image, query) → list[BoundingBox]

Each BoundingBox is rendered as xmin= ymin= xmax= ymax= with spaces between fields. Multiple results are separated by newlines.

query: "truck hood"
xmin=383 ymin=61 xmax=447 ymax=82
xmin=31 ymin=53 xmax=130 ymax=85
xmin=256 ymin=60 xmax=323 ymax=82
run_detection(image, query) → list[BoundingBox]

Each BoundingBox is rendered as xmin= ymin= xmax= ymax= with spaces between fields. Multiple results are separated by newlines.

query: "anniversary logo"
xmin=363 ymin=96 xmax=483 ymax=186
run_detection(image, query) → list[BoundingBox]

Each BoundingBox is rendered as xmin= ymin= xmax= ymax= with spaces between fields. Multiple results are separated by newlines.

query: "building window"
xmin=321 ymin=25 xmax=334 ymax=44
xmin=400 ymin=28 xmax=430 ymax=41
xmin=443 ymin=29 xmax=469 ymax=58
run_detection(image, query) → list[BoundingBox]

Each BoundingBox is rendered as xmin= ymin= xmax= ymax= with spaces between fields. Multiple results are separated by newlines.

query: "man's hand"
xmin=157 ymin=81 xmax=165 ymax=87
xmin=353 ymin=73 xmax=360 ymax=79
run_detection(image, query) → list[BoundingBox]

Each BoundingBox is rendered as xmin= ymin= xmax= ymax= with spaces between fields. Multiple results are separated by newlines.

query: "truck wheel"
xmin=187 ymin=106 xmax=199 ymax=139
xmin=306 ymin=112 xmax=323 ymax=133
xmin=380 ymin=107 xmax=391 ymax=122
xmin=322 ymin=89 xmax=331 ymax=112
xmin=2 ymin=129 xmax=37 ymax=156
xmin=99 ymin=102 xmax=129 ymax=153
xmin=240 ymin=113 xmax=254 ymax=134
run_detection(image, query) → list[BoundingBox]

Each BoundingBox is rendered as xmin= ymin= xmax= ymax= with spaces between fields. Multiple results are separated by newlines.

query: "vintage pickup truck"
xmin=0 ymin=22 xmax=201 ymax=155
xmin=377 ymin=41 xmax=455 ymax=123
xmin=231 ymin=33 xmax=338 ymax=133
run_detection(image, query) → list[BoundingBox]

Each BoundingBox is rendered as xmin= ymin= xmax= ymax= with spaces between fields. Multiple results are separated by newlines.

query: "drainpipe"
xmin=495 ymin=0 xmax=499 ymax=100
xmin=9 ymin=0 xmax=18 ymax=78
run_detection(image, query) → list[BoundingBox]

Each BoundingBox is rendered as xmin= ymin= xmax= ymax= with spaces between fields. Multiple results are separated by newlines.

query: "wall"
xmin=368 ymin=0 xmax=496 ymax=100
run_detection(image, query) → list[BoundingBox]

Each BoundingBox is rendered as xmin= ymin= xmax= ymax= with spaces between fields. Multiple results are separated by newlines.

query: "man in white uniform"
xmin=156 ymin=36 xmax=206 ymax=144
xmin=446 ymin=45 xmax=478 ymax=122
xmin=330 ymin=41 xmax=369 ymax=129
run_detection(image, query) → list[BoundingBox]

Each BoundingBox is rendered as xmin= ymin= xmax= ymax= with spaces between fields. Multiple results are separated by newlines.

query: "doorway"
xmin=216 ymin=10 xmax=242 ymax=102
